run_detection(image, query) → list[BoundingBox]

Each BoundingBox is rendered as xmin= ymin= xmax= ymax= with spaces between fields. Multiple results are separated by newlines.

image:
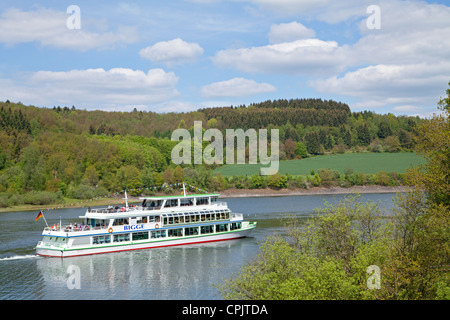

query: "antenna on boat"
xmin=182 ymin=182 xmax=187 ymax=197
xmin=124 ymin=190 xmax=129 ymax=210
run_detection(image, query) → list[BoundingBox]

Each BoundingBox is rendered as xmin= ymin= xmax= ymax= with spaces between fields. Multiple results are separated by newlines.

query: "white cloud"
xmin=311 ymin=62 xmax=450 ymax=113
xmin=233 ymin=0 xmax=450 ymax=114
xmin=392 ymin=105 xmax=424 ymax=113
xmin=352 ymin=2 xmax=450 ymax=66
xmin=213 ymin=39 xmax=348 ymax=75
xmin=201 ymin=77 xmax=276 ymax=98
xmin=0 ymin=8 xmax=138 ymax=50
xmin=0 ymin=68 xmax=179 ymax=110
xmin=154 ymin=101 xmax=198 ymax=113
xmin=139 ymin=38 xmax=204 ymax=67
xmin=268 ymin=21 xmax=315 ymax=44
xmin=305 ymin=0 xmax=450 ymax=114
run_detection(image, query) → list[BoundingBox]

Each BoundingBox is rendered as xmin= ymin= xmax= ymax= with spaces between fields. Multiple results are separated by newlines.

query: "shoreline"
xmin=0 ymin=185 xmax=407 ymax=214
xmin=218 ymin=185 xmax=407 ymax=198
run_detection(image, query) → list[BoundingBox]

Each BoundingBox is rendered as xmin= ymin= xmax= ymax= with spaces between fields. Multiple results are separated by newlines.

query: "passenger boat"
xmin=36 ymin=185 xmax=256 ymax=258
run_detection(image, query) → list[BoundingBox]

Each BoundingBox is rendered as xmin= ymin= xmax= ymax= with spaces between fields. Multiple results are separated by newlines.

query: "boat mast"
xmin=182 ymin=182 xmax=187 ymax=197
xmin=124 ymin=190 xmax=129 ymax=210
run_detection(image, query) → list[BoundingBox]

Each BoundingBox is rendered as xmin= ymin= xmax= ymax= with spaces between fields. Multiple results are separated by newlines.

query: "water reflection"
xmin=35 ymin=238 xmax=257 ymax=300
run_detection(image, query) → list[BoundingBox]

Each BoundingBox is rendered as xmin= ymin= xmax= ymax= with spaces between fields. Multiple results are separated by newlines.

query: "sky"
xmin=0 ymin=0 xmax=449 ymax=117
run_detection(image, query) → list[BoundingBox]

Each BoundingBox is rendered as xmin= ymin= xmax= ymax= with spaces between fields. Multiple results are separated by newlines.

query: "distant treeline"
xmin=199 ymin=99 xmax=350 ymax=128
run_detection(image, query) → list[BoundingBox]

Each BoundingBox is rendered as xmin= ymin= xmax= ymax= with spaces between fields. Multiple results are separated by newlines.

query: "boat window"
xmin=200 ymin=225 xmax=214 ymax=234
xmin=168 ymin=228 xmax=183 ymax=237
xmin=201 ymin=213 xmax=206 ymax=221
xmin=216 ymin=224 xmax=229 ymax=232
xmin=230 ymin=222 xmax=242 ymax=230
xmin=151 ymin=230 xmax=166 ymax=238
xmin=185 ymin=227 xmax=199 ymax=236
xmin=164 ymin=199 xmax=179 ymax=208
xmin=113 ymin=233 xmax=130 ymax=242
xmin=180 ymin=198 xmax=193 ymax=206
xmin=93 ymin=235 xmax=111 ymax=244
xmin=196 ymin=197 xmax=209 ymax=205
xmin=144 ymin=200 xmax=162 ymax=210
xmin=211 ymin=196 xmax=218 ymax=203
xmin=94 ymin=219 xmax=108 ymax=228
xmin=132 ymin=232 xmax=149 ymax=241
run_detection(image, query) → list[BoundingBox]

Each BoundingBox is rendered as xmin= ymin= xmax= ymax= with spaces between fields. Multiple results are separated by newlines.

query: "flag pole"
xmin=41 ymin=210 xmax=49 ymax=228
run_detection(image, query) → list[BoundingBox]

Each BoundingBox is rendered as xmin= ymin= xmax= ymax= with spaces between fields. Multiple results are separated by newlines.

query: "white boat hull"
xmin=36 ymin=227 xmax=254 ymax=258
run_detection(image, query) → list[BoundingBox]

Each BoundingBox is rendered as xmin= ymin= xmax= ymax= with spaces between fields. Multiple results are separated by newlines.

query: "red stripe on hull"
xmin=37 ymin=235 xmax=247 ymax=258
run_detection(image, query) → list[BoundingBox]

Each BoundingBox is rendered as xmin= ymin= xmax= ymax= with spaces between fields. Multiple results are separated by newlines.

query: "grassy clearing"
xmin=214 ymin=152 xmax=425 ymax=176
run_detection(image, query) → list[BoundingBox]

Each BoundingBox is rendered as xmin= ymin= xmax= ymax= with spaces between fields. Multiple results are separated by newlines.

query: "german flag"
xmin=35 ymin=211 xmax=43 ymax=222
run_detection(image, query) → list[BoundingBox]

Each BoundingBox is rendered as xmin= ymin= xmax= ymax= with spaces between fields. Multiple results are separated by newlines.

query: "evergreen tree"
xmin=304 ymin=131 xmax=322 ymax=155
xmin=356 ymin=124 xmax=371 ymax=146
xmin=377 ymin=122 xmax=392 ymax=139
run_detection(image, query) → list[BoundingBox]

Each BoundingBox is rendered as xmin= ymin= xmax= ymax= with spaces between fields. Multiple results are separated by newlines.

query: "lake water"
xmin=0 ymin=193 xmax=397 ymax=300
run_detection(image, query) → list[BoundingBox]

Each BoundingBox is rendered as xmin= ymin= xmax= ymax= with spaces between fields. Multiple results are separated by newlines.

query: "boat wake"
xmin=0 ymin=254 xmax=40 ymax=261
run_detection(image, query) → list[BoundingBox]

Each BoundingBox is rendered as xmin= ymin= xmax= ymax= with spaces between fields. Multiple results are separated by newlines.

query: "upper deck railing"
xmin=43 ymin=224 xmax=107 ymax=233
xmin=87 ymin=200 xmax=227 ymax=215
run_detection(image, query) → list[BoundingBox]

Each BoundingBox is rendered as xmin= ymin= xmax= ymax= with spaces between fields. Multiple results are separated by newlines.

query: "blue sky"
xmin=0 ymin=0 xmax=449 ymax=117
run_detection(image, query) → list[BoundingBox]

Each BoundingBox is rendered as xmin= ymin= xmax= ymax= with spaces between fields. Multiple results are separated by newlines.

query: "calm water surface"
xmin=0 ymin=193 xmax=397 ymax=300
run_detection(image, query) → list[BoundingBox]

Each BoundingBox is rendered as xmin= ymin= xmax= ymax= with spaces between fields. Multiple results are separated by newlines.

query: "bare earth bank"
xmin=218 ymin=186 xmax=407 ymax=199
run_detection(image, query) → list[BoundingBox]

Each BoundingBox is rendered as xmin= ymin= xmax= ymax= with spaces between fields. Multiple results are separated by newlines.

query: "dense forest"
xmin=0 ymin=98 xmax=423 ymax=207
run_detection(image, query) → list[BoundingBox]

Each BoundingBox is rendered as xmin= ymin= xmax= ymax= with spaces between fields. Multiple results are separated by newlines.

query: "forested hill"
xmin=0 ymin=99 xmax=422 ymax=207
xmin=199 ymin=98 xmax=350 ymax=129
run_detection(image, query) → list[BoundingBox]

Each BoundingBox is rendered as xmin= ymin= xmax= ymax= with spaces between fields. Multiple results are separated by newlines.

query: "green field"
xmin=214 ymin=152 xmax=425 ymax=176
